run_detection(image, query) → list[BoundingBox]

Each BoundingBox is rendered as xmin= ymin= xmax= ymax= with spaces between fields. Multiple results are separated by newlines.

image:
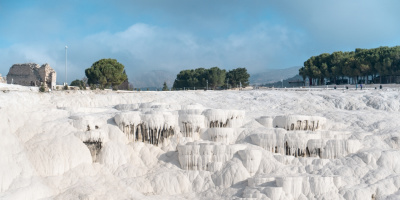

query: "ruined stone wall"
xmin=6 ymin=63 xmax=56 ymax=88
xmin=38 ymin=63 xmax=57 ymax=89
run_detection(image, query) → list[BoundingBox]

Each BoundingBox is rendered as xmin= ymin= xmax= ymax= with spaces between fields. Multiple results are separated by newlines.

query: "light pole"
xmin=65 ymin=46 xmax=68 ymax=86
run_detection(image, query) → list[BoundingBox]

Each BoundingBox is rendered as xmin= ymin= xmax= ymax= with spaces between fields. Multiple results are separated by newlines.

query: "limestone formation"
xmin=6 ymin=63 xmax=56 ymax=89
xmin=83 ymin=139 xmax=102 ymax=162
xmin=177 ymin=142 xmax=246 ymax=171
xmin=244 ymin=174 xmax=342 ymax=199
xmin=250 ymin=129 xmax=361 ymax=159
xmin=114 ymin=112 xmax=178 ymax=146
xmin=273 ymin=115 xmax=326 ymax=131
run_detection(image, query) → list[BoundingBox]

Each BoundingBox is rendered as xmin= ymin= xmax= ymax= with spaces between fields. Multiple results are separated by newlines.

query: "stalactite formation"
xmin=207 ymin=128 xmax=234 ymax=144
xmin=202 ymin=109 xmax=245 ymax=128
xmin=115 ymin=111 xmax=179 ymax=146
xmin=251 ymin=130 xmax=361 ymax=159
xmin=118 ymin=121 xmax=176 ymax=146
xmin=179 ymin=114 xmax=204 ymax=139
xmin=83 ymin=139 xmax=102 ymax=162
xmin=177 ymin=142 xmax=246 ymax=171
xmin=273 ymin=115 xmax=326 ymax=131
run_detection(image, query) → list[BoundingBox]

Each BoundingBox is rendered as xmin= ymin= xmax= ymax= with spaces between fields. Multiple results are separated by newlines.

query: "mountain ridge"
xmin=250 ymin=66 xmax=301 ymax=85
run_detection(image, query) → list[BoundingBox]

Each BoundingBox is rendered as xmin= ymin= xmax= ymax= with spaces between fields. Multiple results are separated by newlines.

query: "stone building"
xmin=6 ymin=63 xmax=56 ymax=89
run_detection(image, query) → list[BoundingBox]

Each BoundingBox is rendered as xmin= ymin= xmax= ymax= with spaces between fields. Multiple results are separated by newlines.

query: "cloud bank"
xmin=0 ymin=0 xmax=399 ymax=86
xmin=0 ymin=22 xmax=305 ymax=84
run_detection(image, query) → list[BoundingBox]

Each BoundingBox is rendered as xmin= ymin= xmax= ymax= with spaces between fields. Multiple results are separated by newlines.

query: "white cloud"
xmin=0 ymin=22 xmax=305 ymax=84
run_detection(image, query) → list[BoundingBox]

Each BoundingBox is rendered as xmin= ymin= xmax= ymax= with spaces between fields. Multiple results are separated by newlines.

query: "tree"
xmin=300 ymin=45 xmax=400 ymax=85
xmin=208 ymin=67 xmax=226 ymax=89
xmin=162 ymin=81 xmax=169 ymax=91
xmin=117 ymin=70 xmax=131 ymax=90
xmin=173 ymin=67 xmax=226 ymax=90
xmin=70 ymin=79 xmax=86 ymax=90
xmin=226 ymin=68 xmax=250 ymax=88
xmin=173 ymin=70 xmax=195 ymax=89
xmin=70 ymin=79 xmax=82 ymax=86
xmin=39 ymin=82 xmax=46 ymax=92
xmin=85 ymin=59 xmax=127 ymax=90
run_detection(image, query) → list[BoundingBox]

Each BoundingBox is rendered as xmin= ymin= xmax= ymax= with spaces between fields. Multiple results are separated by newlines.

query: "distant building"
xmin=6 ymin=63 xmax=56 ymax=89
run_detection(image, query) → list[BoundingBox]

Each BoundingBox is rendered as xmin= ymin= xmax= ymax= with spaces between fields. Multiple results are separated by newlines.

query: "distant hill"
xmin=130 ymin=66 xmax=302 ymax=89
xmin=131 ymin=70 xmax=176 ymax=89
xmin=250 ymin=66 xmax=301 ymax=85
xmin=261 ymin=74 xmax=304 ymax=88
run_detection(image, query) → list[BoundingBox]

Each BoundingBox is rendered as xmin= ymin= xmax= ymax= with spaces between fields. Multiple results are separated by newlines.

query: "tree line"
xmin=299 ymin=46 xmax=400 ymax=85
xmin=172 ymin=67 xmax=250 ymax=90
xmin=70 ymin=59 xmax=251 ymax=91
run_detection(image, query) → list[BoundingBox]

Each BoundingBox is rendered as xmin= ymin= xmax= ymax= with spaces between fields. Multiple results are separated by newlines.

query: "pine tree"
xmin=162 ymin=81 xmax=169 ymax=91
xmin=85 ymin=58 xmax=127 ymax=90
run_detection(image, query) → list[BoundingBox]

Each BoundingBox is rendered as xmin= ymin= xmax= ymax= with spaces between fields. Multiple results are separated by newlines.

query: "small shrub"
xmin=63 ymin=84 xmax=69 ymax=90
xmin=90 ymin=84 xmax=96 ymax=90
xmin=39 ymin=83 xmax=46 ymax=92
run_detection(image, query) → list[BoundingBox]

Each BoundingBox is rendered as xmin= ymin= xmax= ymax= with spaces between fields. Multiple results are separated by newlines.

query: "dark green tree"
xmin=117 ymin=70 xmax=131 ymax=90
xmin=173 ymin=70 xmax=195 ymax=89
xmin=70 ymin=79 xmax=86 ymax=89
xmin=207 ymin=67 xmax=226 ymax=89
xmin=162 ymin=81 xmax=169 ymax=91
xmin=300 ymin=45 xmax=400 ymax=85
xmin=85 ymin=59 xmax=127 ymax=90
xmin=173 ymin=67 xmax=225 ymax=89
xmin=70 ymin=79 xmax=82 ymax=86
xmin=226 ymin=68 xmax=250 ymax=88
xmin=39 ymin=82 xmax=46 ymax=92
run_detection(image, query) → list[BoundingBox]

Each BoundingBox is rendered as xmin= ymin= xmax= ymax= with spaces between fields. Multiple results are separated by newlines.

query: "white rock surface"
xmin=2 ymin=85 xmax=400 ymax=199
xmin=177 ymin=141 xmax=246 ymax=171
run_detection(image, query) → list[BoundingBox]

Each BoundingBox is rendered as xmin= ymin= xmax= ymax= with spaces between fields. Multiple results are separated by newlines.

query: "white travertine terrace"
xmin=114 ymin=103 xmax=140 ymax=111
xmin=202 ymin=109 xmax=245 ymax=128
xmin=178 ymin=113 xmax=205 ymax=139
xmin=114 ymin=111 xmax=178 ymax=146
xmin=245 ymin=174 xmax=342 ymax=199
xmin=2 ymin=85 xmax=397 ymax=199
xmin=256 ymin=116 xmax=274 ymax=128
xmin=273 ymin=115 xmax=326 ymax=131
xmin=206 ymin=128 xmax=235 ymax=144
xmin=251 ymin=130 xmax=361 ymax=159
xmin=238 ymin=149 xmax=262 ymax=176
xmin=177 ymin=142 xmax=246 ymax=171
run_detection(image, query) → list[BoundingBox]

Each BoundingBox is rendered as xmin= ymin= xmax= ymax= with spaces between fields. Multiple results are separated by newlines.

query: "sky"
xmin=1 ymin=0 xmax=400 ymax=85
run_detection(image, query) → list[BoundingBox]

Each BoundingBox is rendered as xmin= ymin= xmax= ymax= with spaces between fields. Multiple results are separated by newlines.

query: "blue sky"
xmin=1 ymin=0 xmax=400 ymax=84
